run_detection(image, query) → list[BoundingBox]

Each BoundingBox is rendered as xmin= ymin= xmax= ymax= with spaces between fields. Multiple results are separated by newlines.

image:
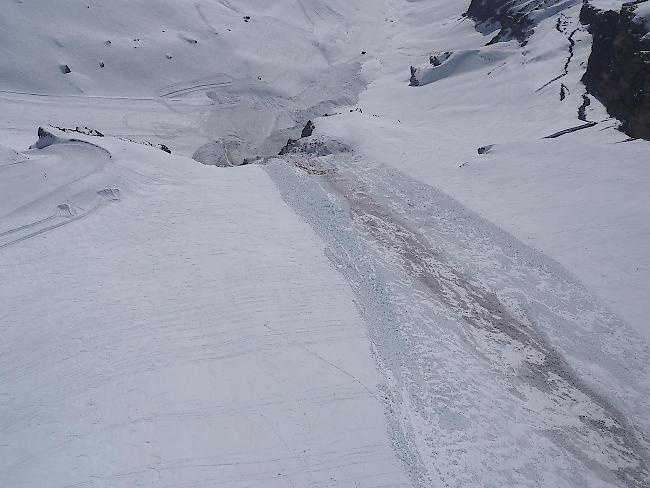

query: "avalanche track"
xmin=2 ymin=0 xmax=650 ymax=487
xmin=268 ymin=152 xmax=650 ymax=488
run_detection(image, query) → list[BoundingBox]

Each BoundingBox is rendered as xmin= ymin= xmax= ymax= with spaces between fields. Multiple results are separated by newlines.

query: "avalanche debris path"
xmin=2 ymin=0 xmax=650 ymax=486
xmin=267 ymin=153 xmax=650 ymax=487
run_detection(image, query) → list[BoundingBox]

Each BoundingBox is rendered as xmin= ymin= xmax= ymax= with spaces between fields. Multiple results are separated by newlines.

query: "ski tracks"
xmin=0 ymin=190 xmax=120 ymax=250
xmin=0 ymin=135 xmax=120 ymax=250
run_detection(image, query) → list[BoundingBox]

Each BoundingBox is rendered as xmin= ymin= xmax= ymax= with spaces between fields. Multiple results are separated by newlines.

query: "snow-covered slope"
xmin=0 ymin=128 xmax=410 ymax=487
xmin=0 ymin=2 xmax=412 ymax=487
xmin=0 ymin=0 xmax=370 ymax=96
xmin=1 ymin=0 xmax=650 ymax=487
xmin=318 ymin=0 xmax=650 ymax=341
xmin=0 ymin=0 xmax=381 ymax=162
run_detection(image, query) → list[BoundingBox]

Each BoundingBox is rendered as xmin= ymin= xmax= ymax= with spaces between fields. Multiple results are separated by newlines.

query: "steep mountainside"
xmin=465 ymin=0 xmax=580 ymax=44
xmin=580 ymin=0 xmax=650 ymax=139
xmin=465 ymin=0 xmax=650 ymax=139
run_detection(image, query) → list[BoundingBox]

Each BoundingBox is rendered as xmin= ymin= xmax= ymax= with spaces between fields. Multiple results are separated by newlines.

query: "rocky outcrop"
xmin=580 ymin=0 xmax=650 ymax=139
xmin=409 ymin=66 xmax=419 ymax=86
xmin=279 ymin=136 xmax=351 ymax=157
xmin=465 ymin=0 xmax=650 ymax=139
xmin=465 ymin=0 xmax=532 ymax=44
xmin=280 ymin=120 xmax=321 ymax=155
xmin=465 ymin=0 xmax=579 ymax=44
xmin=430 ymin=51 xmax=452 ymax=66
xmin=301 ymin=120 xmax=316 ymax=138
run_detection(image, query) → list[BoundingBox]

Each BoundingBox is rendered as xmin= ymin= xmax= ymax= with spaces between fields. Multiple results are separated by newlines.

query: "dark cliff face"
xmin=465 ymin=0 xmax=532 ymax=44
xmin=465 ymin=0 xmax=650 ymax=140
xmin=580 ymin=1 xmax=650 ymax=139
xmin=465 ymin=0 xmax=576 ymax=44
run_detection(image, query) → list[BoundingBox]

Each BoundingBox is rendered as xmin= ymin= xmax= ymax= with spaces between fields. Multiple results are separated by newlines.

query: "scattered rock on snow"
xmin=279 ymin=136 xmax=350 ymax=157
xmin=279 ymin=138 xmax=299 ymax=155
xmin=52 ymin=125 xmax=104 ymax=137
xmin=430 ymin=51 xmax=451 ymax=66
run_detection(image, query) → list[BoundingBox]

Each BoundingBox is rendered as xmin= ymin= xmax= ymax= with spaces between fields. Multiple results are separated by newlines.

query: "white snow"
xmin=634 ymin=2 xmax=650 ymax=29
xmin=317 ymin=0 xmax=650 ymax=341
xmin=0 ymin=1 xmax=412 ymax=486
xmin=1 ymin=0 xmax=650 ymax=487
xmin=0 ymin=130 xmax=410 ymax=487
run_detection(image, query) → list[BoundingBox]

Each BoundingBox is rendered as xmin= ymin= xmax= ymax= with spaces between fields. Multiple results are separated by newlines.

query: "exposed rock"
xmin=477 ymin=144 xmax=494 ymax=155
xmin=30 ymin=127 xmax=112 ymax=158
xmin=118 ymin=136 xmax=172 ymax=155
xmin=409 ymin=66 xmax=419 ymax=86
xmin=580 ymin=0 xmax=650 ymax=139
xmin=536 ymin=28 xmax=580 ymax=92
xmin=560 ymin=83 xmax=569 ymax=101
xmin=279 ymin=137 xmax=351 ymax=157
xmin=578 ymin=93 xmax=591 ymax=121
xmin=31 ymin=127 xmax=61 ymax=149
xmin=301 ymin=120 xmax=315 ymax=138
xmin=77 ymin=126 xmax=103 ymax=137
xmin=543 ymin=121 xmax=597 ymax=138
xmin=279 ymin=121 xmax=320 ymax=154
xmin=464 ymin=0 xmax=579 ymax=45
xmin=430 ymin=51 xmax=451 ymax=66
xmin=465 ymin=0 xmax=650 ymax=139
xmin=240 ymin=157 xmax=260 ymax=165
xmin=51 ymin=125 xmax=104 ymax=137
xmin=61 ymin=64 xmax=71 ymax=74
xmin=279 ymin=138 xmax=299 ymax=155
xmin=465 ymin=0 xmax=532 ymax=44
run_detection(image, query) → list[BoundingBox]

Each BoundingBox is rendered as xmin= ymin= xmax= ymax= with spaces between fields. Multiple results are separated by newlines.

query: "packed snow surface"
xmin=1 ymin=1 xmax=649 ymax=487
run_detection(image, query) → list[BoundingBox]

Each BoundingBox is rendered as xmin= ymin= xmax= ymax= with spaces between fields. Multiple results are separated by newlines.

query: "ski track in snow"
xmin=268 ymin=155 xmax=650 ymax=488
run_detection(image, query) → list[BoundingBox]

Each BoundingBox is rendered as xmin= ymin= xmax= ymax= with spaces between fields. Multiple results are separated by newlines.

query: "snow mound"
xmin=29 ymin=126 xmax=112 ymax=157
xmin=412 ymin=48 xmax=512 ymax=86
